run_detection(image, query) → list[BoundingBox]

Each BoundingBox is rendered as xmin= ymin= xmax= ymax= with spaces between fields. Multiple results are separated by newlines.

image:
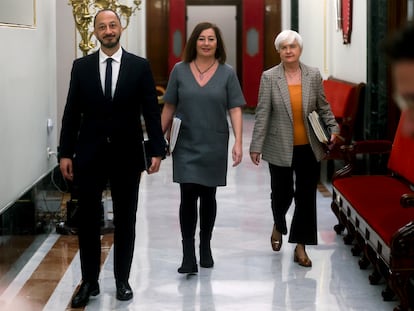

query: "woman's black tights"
xmin=179 ymin=183 xmax=217 ymax=240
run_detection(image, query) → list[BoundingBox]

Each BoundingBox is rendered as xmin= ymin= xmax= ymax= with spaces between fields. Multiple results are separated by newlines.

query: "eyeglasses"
xmin=393 ymin=93 xmax=414 ymax=110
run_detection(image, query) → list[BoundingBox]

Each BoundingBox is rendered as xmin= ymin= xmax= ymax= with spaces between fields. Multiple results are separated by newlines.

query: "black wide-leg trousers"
xmin=269 ymin=144 xmax=320 ymax=245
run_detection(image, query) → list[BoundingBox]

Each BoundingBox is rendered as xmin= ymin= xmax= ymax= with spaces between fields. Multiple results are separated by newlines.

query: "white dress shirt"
xmin=99 ymin=47 xmax=122 ymax=98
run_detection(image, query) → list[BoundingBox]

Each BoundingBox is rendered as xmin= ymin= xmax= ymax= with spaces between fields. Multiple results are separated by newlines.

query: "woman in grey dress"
xmin=161 ymin=22 xmax=245 ymax=274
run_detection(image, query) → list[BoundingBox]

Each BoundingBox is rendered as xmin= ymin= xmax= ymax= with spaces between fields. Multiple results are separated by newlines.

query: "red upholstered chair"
xmin=323 ymin=78 xmax=365 ymax=146
xmin=331 ymin=111 xmax=414 ymax=311
xmin=322 ymin=77 xmax=366 ymax=178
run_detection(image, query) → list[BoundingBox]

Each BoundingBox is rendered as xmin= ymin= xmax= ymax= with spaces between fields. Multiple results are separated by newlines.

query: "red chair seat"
xmin=333 ymin=175 xmax=414 ymax=245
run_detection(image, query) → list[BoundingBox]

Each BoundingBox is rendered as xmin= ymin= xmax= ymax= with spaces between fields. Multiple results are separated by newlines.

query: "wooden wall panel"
xmin=146 ymin=0 xmax=169 ymax=87
xmin=264 ymin=0 xmax=281 ymax=70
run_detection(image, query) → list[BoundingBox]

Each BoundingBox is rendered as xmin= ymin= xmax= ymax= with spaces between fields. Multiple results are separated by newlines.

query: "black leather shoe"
xmin=116 ymin=281 xmax=133 ymax=301
xmin=71 ymin=281 xmax=100 ymax=308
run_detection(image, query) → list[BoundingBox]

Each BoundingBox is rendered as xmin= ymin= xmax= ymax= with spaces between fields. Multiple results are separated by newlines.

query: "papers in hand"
xmin=308 ymin=111 xmax=330 ymax=144
xmin=142 ymin=139 xmax=167 ymax=171
xmin=169 ymin=117 xmax=181 ymax=153
xmin=142 ymin=139 xmax=152 ymax=171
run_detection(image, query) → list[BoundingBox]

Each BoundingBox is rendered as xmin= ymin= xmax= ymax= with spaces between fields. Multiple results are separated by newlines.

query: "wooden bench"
xmin=331 ymin=111 xmax=414 ymax=311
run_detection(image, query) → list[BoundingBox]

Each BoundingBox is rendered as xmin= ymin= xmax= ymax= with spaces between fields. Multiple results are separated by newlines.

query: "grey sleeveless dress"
xmin=163 ymin=62 xmax=245 ymax=187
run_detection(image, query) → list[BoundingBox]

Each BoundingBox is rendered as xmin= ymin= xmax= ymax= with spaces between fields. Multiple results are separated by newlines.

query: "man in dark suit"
xmin=59 ymin=9 xmax=166 ymax=308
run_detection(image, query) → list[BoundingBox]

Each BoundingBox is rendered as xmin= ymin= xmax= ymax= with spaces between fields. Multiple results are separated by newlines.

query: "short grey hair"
xmin=274 ymin=30 xmax=303 ymax=52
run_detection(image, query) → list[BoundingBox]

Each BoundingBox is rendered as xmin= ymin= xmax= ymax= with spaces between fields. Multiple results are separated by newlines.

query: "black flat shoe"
xmin=116 ymin=281 xmax=133 ymax=301
xmin=71 ymin=281 xmax=100 ymax=308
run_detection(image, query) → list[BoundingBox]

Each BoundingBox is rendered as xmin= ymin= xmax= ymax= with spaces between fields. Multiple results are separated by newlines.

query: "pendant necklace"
xmin=285 ymin=68 xmax=301 ymax=81
xmin=194 ymin=60 xmax=216 ymax=80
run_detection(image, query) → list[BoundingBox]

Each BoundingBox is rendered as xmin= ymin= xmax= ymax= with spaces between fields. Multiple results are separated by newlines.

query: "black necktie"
xmin=104 ymin=58 xmax=113 ymax=99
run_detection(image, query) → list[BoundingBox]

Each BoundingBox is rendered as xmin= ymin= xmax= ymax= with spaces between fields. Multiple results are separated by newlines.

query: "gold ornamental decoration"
xmin=69 ymin=0 xmax=142 ymax=56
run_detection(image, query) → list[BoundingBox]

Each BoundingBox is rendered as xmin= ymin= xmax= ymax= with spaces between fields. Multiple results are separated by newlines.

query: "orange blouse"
xmin=289 ymin=85 xmax=309 ymax=145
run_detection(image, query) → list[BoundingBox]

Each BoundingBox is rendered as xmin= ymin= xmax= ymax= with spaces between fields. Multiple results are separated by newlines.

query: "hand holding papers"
xmin=169 ymin=117 xmax=181 ymax=153
xmin=142 ymin=139 xmax=167 ymax=171
xmin=308 ymin=111 xmax=330 ymax=144
xmin=142 ymin=139 xmax=152 ymax=170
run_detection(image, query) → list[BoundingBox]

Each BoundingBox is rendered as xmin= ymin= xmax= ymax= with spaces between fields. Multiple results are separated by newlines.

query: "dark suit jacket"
xmin=59 ymin=49 xmax=165 ymax=172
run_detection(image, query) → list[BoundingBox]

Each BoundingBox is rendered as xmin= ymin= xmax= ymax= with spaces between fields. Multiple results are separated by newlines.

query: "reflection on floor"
xmin=0 ymin=114 xmax=397 ymax=311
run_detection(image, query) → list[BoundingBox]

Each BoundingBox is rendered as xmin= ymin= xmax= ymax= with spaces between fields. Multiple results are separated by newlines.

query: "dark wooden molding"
xmin=291 ymin=0 xmax=299 ymax=32
xmin=146 ymin=0 xmax=169 ymax=87
xmin=264 ymin=0 xmax=281 ymax=70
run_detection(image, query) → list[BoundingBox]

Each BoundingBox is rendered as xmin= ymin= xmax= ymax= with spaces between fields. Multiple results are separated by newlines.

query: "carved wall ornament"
xmin=341 ymin=0 xmax=353 ymax=44
xmin=69 ymin=0 xmax=141 ymax=56
xmin=335 ymin=0 xmax=353 ymax=44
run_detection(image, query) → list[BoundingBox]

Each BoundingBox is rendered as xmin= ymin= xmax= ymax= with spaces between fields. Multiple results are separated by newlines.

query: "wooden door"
xmin=147 ymin=0 xmax=281 ymax=108
xmin=168 ymin=0 xmax=264 ymax=107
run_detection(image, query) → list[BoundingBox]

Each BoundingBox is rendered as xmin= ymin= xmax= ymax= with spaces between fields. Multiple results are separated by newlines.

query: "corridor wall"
xmin=0 ymin=1 xmax=57 ymax=213
xmin=281 ymin=0 xmax=367 ymax=84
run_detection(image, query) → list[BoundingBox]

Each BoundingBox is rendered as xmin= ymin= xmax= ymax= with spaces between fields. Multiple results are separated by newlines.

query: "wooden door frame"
xmin=186 ymin=0 xmax=243 ymax=82
xmin=146 ymin=0 xmax=281 ymax=106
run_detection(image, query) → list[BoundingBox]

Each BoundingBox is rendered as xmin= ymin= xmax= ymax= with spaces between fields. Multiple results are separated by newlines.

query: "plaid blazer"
xmin=249 ymin=62 xmax=339 ymax=166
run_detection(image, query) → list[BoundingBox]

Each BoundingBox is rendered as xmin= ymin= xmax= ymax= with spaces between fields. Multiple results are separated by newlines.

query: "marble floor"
xmin=0 ymin=114 xmax=397 ymax=311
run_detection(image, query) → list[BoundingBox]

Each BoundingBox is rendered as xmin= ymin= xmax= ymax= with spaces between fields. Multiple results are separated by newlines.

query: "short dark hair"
xmin=182 ymin=22 xmax=227 ymax=64
xmin=383 ymin=22 xmax=414 ymax=63
xmin=93 ymin=9 xmax=121 ymax=27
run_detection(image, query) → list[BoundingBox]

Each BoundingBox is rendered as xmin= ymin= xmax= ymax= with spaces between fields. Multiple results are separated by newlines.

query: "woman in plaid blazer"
xmin=249 ymin=30 xmax=340 ymax=267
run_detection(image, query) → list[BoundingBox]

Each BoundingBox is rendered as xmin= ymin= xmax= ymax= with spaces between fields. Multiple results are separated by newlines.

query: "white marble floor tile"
xmin=49 ymin=114 xmax=396 ymax=311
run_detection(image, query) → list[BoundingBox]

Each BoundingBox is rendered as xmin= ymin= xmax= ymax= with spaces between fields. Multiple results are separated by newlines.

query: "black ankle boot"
xmin=178 ymin=239 xmax=198 ymax=274
xmin=200 ymin=239 xmax=214 ymax=268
